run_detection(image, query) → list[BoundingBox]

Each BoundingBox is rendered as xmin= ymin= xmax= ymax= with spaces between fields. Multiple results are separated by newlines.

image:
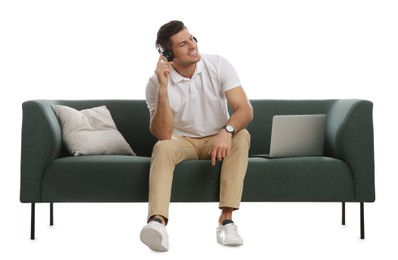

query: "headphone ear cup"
xmin=162 ymin=50 xmax=174 ymax=62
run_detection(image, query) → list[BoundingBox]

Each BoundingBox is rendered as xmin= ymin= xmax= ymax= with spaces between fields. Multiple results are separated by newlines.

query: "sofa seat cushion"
xmin=41 ymin=156 xmax=354 ymax=203
xmin=243 ymin=156 xmax=354 ymax=202
xmin=41 ymin=155 xmax=151 ymax=202
xmin=41 ymin=156 xmax=223 ymax=203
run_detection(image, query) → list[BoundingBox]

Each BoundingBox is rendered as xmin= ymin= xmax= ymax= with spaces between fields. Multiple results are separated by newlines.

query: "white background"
xmin=1 ymin=0 xmax=397 ymax=259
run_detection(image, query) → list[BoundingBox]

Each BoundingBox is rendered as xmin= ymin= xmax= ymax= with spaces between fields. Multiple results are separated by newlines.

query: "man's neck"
xmin=173 ymin=63 xmax=197 ymax=79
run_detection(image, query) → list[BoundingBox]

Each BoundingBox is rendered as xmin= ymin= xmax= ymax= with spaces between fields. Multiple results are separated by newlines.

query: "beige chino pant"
xmin=147 ymin=129 xmax=251 ymax=222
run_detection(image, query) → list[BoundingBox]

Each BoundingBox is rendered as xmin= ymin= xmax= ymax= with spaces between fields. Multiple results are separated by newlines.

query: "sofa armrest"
xmin=20 ymin=100 xmax=62 ymax=202
xmin=325 ymin=99 xmax=375 ymax=202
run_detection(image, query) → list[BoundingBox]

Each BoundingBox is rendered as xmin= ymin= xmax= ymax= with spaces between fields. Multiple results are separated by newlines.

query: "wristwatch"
xmin=223 ymin=125 xmax=235 ymax=135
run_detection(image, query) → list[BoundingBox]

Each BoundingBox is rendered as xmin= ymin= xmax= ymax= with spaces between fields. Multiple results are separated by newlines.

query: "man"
xmin=140 ymin=20 xmax=253 ymax=252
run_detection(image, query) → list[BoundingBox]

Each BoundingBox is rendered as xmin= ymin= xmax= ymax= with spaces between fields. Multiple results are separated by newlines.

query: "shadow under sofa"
xmin=20 ymin=99 xmax=375 ymax=240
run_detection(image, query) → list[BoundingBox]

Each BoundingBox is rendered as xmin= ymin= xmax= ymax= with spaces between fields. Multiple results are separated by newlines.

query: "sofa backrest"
xmin=52 ymin=99 xmax=337 ymax=157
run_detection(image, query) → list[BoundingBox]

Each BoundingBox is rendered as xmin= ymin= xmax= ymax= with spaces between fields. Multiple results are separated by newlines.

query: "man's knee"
xmin=232 ymin=129 xmax=251 ymax=149
xmin=152 ymin=139 xmax=178 ymax=155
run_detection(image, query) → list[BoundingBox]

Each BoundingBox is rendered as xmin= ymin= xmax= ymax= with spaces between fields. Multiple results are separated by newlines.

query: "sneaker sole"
xmin=221 ymin=239 xmax=243 ymax=246
xmin=140 ymin=226 xmax=168 ymax=252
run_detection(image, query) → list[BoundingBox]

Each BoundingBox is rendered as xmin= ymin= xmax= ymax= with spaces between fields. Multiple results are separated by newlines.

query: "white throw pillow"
xmin=52 ymin=105 xmax=136 ymax=156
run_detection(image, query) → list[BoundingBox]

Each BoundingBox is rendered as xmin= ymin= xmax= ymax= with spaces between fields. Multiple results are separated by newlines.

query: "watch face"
xmin=226 ymin=125 xmax=234 ymax=132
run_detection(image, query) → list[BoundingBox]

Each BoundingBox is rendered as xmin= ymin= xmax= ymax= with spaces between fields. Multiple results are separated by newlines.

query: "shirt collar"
xmin=170 ymin=58 xmax=204 ymax=84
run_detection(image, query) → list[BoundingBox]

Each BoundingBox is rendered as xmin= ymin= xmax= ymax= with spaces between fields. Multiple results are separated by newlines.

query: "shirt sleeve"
xmin=145 ymin=74 xmax=159 ymax=112
xmin=218 ymin=55 xmax=241 ymax=92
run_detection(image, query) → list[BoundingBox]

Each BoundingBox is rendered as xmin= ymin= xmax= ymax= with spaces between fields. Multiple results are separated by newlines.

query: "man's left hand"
xmin=209 ymin=130 xmax=232 ymax=166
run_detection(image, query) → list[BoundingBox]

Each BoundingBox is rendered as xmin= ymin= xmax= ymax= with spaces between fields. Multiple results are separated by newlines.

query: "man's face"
xmin=170 ymin=28 xmax=201 ymax=65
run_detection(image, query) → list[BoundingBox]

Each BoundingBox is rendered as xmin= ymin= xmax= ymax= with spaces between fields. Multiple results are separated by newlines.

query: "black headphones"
xmin=157 ymin=36 xmax=198 ymax=62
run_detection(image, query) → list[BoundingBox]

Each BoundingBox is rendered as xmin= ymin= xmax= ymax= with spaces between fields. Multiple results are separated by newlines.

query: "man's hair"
xmin=156 ymin=20 xmax=187 ymax=51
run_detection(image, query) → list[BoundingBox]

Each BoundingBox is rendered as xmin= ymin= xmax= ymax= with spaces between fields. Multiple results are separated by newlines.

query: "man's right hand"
xmin=155 ymin=55 xmax=173 ymax=87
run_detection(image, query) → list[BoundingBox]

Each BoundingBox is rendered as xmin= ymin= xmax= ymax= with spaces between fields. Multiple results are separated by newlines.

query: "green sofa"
xmin=20 ymin=99 xmax=375 ymax=240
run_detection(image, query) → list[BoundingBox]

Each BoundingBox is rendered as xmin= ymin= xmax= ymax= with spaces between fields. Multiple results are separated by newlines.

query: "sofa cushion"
xmin=52 ymin=105 xmax=136 ymax=156
xmin=41 ymin=155 xmax=150 ymax=202
xmin=41 ymin=156 xmax=354 ymax=203
xmin=243 ymin=156 xmax=354 ymax=201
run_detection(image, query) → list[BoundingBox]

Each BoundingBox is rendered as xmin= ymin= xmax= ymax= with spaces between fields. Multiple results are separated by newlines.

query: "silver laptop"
xmin=254 ymin=114 xmax=326 ymax=158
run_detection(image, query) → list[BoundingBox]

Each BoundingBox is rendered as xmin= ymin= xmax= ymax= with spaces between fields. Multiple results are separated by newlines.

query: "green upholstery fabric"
xmin=20 ymin=99 xmax=375 ymax=204
xmin=243 ymin=157 xmax=353 ymax=202
xmin=41 ymin=155 xmax=151 ymax=202
xmin=325 ymin=100 xmax=375 ymax=201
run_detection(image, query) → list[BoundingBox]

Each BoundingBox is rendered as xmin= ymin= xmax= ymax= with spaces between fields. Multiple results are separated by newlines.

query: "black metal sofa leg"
xmin=342 ymin=202 xmax=365 ymax=239
xmin=31 ymin=203 xmax=35 ymax=240
xmin=360 ymin=202 xmax=365 ymax=239
xmin=30 ymin=203 xmax=54 ymax=240
xmin=342 ymin=202 xmax=346 ymax=225
xmin=50 ymin=203 xmax=54 ymax=226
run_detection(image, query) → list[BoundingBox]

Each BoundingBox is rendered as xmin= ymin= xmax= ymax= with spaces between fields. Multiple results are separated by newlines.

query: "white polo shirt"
xmin=145 ymin=54 xmax=241 ymax=138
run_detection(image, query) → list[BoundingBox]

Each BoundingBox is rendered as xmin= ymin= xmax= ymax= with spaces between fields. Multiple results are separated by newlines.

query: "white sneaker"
xmin=140 ymin=221 xmax=169 ymax=252
xmin=216 ymin=221 xmax=243 ymax=246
